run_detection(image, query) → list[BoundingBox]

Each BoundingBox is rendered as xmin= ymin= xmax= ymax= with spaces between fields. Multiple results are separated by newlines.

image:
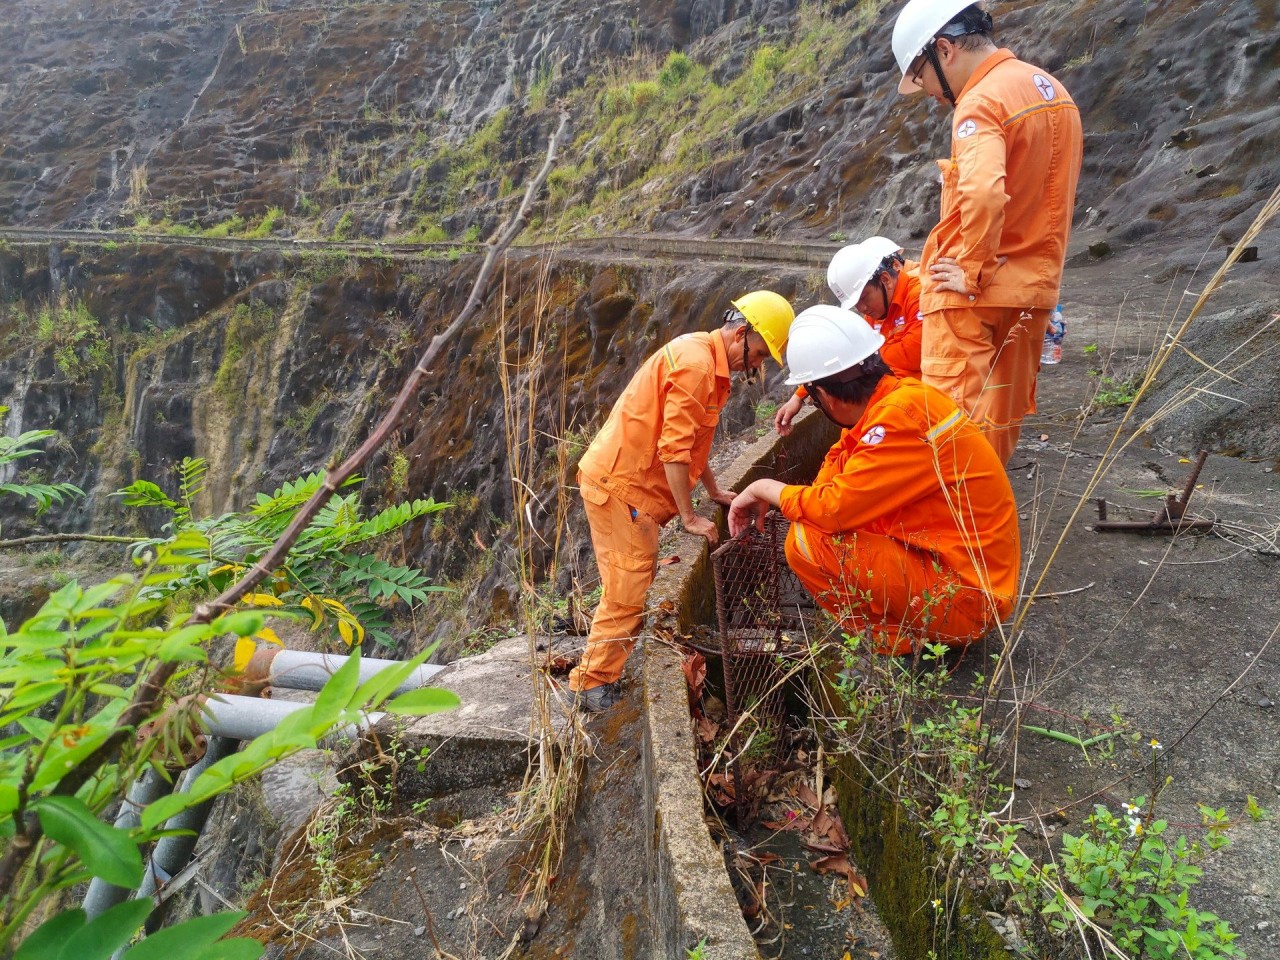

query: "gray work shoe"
xmin=572 ymin=681 xmax=622 ymax=714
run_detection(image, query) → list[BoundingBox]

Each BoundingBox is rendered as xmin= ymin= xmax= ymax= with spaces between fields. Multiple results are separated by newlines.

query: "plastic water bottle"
xmin=1041 ymin=304 xmax=1065 ymax=365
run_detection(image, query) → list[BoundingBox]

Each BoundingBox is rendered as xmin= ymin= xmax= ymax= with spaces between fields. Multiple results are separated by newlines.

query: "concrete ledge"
xmin=638 ymin=410 xmax=840 ymax=960
xmin=386 ymin=636 xmax=553 ymax=797
xmin=644 ymin=643 xmax=759 ymax=959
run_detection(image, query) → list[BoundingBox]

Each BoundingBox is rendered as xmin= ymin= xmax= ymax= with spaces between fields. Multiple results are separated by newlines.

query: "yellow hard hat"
xmin=730 ymin=290 xmax=795 ymax=364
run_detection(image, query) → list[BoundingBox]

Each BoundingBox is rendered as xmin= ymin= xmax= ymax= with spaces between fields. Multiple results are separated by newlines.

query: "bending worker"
xmin=570 ymin=291 xmax=795 ymax=712
xmin=893 ymin=0 xmax=1083 ymax=463
xmin=775 ymin=236 xmax=923 ymax=435
xmin=729 ymin=305 xmax=1019 ymax=655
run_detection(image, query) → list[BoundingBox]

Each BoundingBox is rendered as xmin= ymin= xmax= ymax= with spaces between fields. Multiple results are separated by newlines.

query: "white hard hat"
xmin=784 ymin=305 xmax=886 ymax=386
xmin=892 ymin=0 xmax=980 ymax=95
xmin=827 ymin=237 xmax=903 ymax=311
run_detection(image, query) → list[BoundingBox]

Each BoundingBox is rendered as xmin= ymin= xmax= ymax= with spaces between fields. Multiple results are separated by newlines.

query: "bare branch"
xmin=0 ymin=533 xmax=144 ymax=549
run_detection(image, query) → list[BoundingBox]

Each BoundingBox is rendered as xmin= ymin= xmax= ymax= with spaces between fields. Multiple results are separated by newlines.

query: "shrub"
xmin=658 ymin=51 xmax=694 ymax=89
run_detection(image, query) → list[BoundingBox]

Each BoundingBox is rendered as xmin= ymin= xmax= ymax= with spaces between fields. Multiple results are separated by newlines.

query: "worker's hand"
xmin=773 ymin=394 xmax=804 ymax=437
xmin=928 ymin=257 xmax=970 ymax=295
xmin=727 ymin=489 xmax=769 ymax=539
xmin=682 ymin=514 xmax=719 ymax=547
xmin=705 ymin=486 xmax=737 ymax=509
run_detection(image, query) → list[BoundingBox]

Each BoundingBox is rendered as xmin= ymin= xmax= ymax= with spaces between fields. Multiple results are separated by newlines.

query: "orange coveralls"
xmin=572 ymin=332 xmax=732 ymax=690
xmin=918 ymin=49 xmax=1083 ymax=464
xmin=777 ymin=376 xmax=1019 ymax=655
xmin=878 ymin=266 xmax=923 ymax=381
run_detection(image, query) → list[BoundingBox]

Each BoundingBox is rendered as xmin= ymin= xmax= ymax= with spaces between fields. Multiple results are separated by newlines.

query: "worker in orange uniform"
xmin=730 ymin=305 xmax=1019 ymax=655
xmin=892 ymin=0 xmax=1083 ymax=463
xmin=570 ymin=291 xmax=796 ymax=712
xmin=774 ymin=237 xmax=923 ymax=436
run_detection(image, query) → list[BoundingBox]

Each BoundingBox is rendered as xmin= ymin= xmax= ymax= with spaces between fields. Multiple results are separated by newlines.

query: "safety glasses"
xmin=909 ymin=51 xmax=929 ymax=88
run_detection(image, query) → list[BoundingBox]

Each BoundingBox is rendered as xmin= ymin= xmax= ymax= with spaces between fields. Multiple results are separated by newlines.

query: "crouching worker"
xmin=730 ymin=305 xmax=1019 ymax=655
xmin=570 ymin=291 xmax=796 ymax=712
xmin=775 ymin=237 xmax=923 ymax=436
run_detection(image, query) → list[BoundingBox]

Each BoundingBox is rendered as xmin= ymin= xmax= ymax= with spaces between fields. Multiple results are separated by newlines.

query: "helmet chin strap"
xmin=924 ymin=41 xmax=958 ymax=106
xmin=741 ymin=328 xmax=764 ymax=385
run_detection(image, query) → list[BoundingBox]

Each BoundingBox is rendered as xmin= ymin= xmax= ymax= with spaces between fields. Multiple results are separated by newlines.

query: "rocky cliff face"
xmin=4 ymin=0 xmax=1278 ymax=266
xmin=2 ymin=0 xmax=1278 ymax=641
xmin=0 ymin=237 xmax=815 ymax=649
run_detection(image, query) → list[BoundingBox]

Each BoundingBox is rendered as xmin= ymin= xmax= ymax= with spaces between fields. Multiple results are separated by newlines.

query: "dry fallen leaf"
xmin=810 ymin=855 xmax=869 ymax=897
xmin=695 ymin=717 xmax=719 ymax=744
xmin=796 ymin=783 xmax=820 ymax=810
xmin=658 ymin=555 xmax=681 ymax=566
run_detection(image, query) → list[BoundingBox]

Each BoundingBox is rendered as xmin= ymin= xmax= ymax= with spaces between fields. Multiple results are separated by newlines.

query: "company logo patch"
xmin=1032 ymin=74 xmax=1056 ymax=101
xmin=861 ymin=425 xmax=887 ymax=446
xmin=956 ymin=119 xmax=978 ymax=139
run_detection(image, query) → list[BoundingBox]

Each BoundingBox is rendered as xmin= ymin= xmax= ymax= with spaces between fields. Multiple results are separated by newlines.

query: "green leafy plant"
xmin=0 ymin=560 xmax=459 ymax=957
xmin=1245 ymin=794 xmax=1271 ymax=822
xmin=21 ymin=294 xmax=111 ymax=383
xmin=1045 ymin=800 xmax=1242 ymax=958
xmin=1091 ymin=375 xmax=1139 ymax=409
xmin=0 ymin=407 xmax=84 ymax=523
xmin=115 ymin=458 xmax=449 ymax=648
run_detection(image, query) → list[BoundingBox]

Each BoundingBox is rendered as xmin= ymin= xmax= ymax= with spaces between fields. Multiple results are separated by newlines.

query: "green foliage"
xmin=203 ymin=214 xmax=245 ymax=239
xmin=115 ymin=458 xmax=451 ymax=648
xmin=388 ymin=450 xmax=410 ymax=495
xmin=0 ymin=407 xmax=85 ymax=522
xmin=686 ymin=937 xmax=709 ymax=960
xmin=528 ymin=58 xmax=557 ymax=111
xmin=214 ymin=300 xmax=276 ymax=401
xmin=747 ymin=44 xmax=786 ymax=98
xmin=0 ymin=482 xmax=461 ymax=954
xmin=20 ymin=293 xmax=111 ymax=383
xmin=658 ymin=51 xmax=694 ymax=89
xmin=1245 ymin=794 xmax=1271 ymax=822
xmin=1039 ymin=801 xmax=1242 ymax=958
xmin=241 ymin=206 xmax=285 ymax=239
xmin=404 ymin=218 xmax=447 ymax=244
xmin=331 ymin=211 xmax=355 ymax=242
xmin=1091 ymin=374 xmax=1140 ymax=409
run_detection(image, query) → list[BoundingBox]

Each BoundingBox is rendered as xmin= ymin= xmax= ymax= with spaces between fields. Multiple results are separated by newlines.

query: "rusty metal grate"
xmin=711 ymin=511 xmax=817 ymax=821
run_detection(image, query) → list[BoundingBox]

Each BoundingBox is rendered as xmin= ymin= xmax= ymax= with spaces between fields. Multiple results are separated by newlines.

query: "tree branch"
xmin=0 ymin=534 xmax=144 ymax=549
xmin=0 ymin=112 xmax=570 ymax=904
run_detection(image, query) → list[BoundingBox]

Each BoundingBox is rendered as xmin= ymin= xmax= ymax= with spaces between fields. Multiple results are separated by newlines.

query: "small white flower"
xmin=1122 ymin=802 xmax=1141 ymax=816
xmin=1128 ymin=818 xmax=1144 ymax=838
xmin=1149 ymin=738 xmax=1163 ymax=751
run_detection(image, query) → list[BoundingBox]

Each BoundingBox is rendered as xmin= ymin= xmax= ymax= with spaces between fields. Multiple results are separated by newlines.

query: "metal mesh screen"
xmin=711 ymin=511 xmax=817 ymax=821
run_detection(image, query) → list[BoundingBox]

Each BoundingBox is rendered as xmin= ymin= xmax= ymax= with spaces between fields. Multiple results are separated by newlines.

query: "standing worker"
xmin=774 ymin=237 xmax=923 ymax=435
xmin=570 ymin=291 xmax=795 ymax=712
xmin=893 ymin=0 xmax=1083 ymax=463
xmin=731 ymin=305 xmax=1019 ymax=655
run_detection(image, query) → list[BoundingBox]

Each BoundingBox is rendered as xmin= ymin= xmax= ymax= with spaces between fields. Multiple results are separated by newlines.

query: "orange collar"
xmin=710 ymin=328 xmax=732 ymax=381
xmin=847 ymin=375 xmax=900 ymax=435
xmin=957 ymin=48 xmax=1016 ymax=102
xmin=888 ymin=272 xmax=914 ymax=319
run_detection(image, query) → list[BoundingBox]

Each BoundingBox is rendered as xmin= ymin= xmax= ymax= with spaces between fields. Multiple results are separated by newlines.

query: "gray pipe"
xmin=198 ymin=693 xmax=386 ymax=742
xmin=83 ymin=769 xmax=173 ymax=919
xmin=264 ymin=650 xmax=446 ymax=695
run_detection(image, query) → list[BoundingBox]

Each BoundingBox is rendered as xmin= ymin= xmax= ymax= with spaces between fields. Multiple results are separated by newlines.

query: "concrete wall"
xmin=639 ymin=408 xmax=839 ymax=959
